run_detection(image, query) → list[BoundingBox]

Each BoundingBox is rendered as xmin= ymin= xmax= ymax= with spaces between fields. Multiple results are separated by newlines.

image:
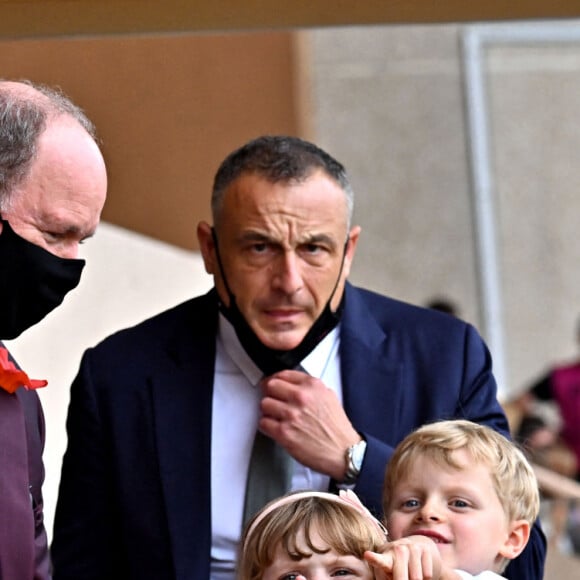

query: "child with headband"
xmin=237 ymin=489 xmax=388 ymax=580
xmin=366 ymin=419 xmax=541 ymax=579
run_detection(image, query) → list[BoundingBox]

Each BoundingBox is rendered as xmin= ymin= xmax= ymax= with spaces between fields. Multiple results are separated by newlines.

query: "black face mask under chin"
xmin=0 ymin=219 xmax=85 ymax=340
xmin=213 ymin=229 xmax=346 ymax=376
xmin=220 ymin=292 xmax=344 ymax=376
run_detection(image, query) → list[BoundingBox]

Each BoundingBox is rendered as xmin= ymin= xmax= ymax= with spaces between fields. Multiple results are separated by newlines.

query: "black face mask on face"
xmin=212 ymin=229 xmax=346 ymax=376
xmin=0 ymin=219 xmax=85 ymax=340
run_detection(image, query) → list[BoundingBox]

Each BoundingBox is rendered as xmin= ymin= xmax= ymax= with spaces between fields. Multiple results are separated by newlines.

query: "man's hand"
xmin=258 ymin=369 xmax=360 ymax=480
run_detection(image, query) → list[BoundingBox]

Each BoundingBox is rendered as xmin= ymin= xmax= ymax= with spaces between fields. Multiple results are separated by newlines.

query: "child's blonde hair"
xmin=383 ymin=419 xmax=540 ymax=527
xmin=238 ymin=491 xmax=387 ymax=580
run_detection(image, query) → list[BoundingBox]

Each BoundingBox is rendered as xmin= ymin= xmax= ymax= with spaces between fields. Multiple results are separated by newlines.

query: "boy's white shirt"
xmin=454 ymin=571 xmax=504 ymax=579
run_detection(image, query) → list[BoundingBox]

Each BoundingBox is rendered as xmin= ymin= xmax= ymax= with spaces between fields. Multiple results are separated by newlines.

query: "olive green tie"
xmin=242 ymin=366 xmax=307 ymax=524
xmin=242 ymin=430 xmax=293 ymax=525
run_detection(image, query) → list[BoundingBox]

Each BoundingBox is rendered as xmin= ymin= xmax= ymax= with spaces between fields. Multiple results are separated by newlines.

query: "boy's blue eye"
xmin=451 ymin=499 xmax=469 ymax=508
xmin=403 ymin=499 xmax=420 ymax=508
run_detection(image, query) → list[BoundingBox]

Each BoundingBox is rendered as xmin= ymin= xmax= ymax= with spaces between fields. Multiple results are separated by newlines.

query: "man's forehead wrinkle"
xmin=238 ymin=223 xmax=333 ymax=247
xmin=240 ymin=229 xmax=326 ymax=240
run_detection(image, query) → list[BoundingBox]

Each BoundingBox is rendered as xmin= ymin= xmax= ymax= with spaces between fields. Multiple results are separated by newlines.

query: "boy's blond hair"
xmin=383 ymin=419 xmax=540 ymax=526
xmin=238 ymin=491 xmax=386 ymax=580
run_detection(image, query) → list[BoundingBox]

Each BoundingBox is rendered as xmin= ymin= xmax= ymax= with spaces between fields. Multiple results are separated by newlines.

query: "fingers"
xmin=260 ymin=369 xmax=316 ymax=398
xmin=365 ymin=549 xmax=395 ymax=569
xmin=259 ymin=371 xmax=323 ymax=421
xmin=365 ymin=540 xmax=440 ymax=580
xmin=391 ymin=543 xmax=411 ymax=579
xmin=257 ymin=370 xmax=357 ymax=477
xmin=393 ymin=542 xmax=434 ymax=580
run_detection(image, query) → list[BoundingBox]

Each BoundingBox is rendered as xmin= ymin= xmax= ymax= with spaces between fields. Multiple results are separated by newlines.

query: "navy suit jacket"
xmin=51 ymin=285 xmax=546 ymax=579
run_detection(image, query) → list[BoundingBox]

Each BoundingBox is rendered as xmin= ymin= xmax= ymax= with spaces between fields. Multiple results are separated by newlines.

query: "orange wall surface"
xmin=0 ymin=31 xmax=302 ymax=249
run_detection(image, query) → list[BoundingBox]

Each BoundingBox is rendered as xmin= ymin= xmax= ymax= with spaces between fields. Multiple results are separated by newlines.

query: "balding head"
xmin=0 ymin=79 xmax=107 ymax=259
xmin=0 ymin=79 xmax=98 ymax=209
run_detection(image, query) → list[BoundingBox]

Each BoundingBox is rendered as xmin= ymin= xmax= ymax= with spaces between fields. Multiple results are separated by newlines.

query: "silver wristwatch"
xmin=343 ymin=438 xmax=367 ymax=484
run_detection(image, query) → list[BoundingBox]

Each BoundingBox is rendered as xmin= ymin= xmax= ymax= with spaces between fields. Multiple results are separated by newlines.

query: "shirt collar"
xmin=218 ymin=313 xmax=340 ymax=385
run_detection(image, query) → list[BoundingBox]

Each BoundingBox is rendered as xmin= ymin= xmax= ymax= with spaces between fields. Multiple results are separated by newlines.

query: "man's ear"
xmin=341 ymin=225 xmax=361 ymax=279
xmin=197 ymin=221 xmax=217 ymax=275
xmin=498 ymin=519 xmax=531 ymax=560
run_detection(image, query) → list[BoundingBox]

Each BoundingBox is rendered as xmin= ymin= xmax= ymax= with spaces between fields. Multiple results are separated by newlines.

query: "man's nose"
xmin=271 ymin=251 xmax=303 ymax=295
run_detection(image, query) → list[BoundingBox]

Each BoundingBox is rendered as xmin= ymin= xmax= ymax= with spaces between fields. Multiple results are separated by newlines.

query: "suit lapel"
xmin=149 ymin=292 xmax=217 ymax=579
xmin=340 ymin=284 xmax=403 ymax=442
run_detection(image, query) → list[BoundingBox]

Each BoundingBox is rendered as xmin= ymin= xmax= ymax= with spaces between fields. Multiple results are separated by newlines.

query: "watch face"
xmin=352 ymin=441 xmax=366 ymax=469
xmin=343 ymin=440 xmax=367 ymax=484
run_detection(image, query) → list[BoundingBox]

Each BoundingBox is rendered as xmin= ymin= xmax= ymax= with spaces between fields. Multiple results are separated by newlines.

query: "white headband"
xmin=243 ymin=489 xmax=388 ymax=545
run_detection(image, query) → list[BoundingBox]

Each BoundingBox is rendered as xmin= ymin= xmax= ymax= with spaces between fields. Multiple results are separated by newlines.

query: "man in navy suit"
xmin=52 ymin=136 xmax=545 ymax=579
xmin=0 ymin=79 xmax=107 ymax=579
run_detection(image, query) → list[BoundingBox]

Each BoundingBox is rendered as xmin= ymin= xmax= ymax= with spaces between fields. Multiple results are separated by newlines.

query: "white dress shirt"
xmin=210 ymin=314 xmax=342 ymax=580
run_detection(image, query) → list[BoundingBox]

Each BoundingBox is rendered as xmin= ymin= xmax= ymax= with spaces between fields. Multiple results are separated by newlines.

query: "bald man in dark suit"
xmin=0 ymin=79 xmax=106 ymax=579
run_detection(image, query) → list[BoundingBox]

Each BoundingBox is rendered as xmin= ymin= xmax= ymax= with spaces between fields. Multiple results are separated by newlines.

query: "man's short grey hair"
xmin=211 ymin=135 xmax=354 ymax=229
xmin=0 ymin=79 xmax=98 ymax=209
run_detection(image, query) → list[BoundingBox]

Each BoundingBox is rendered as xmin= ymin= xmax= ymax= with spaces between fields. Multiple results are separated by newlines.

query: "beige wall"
xmin=307 ymin=24 xmax=478 ymax=317
xmin=487 ymin=35 xmax=580 ymax=391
